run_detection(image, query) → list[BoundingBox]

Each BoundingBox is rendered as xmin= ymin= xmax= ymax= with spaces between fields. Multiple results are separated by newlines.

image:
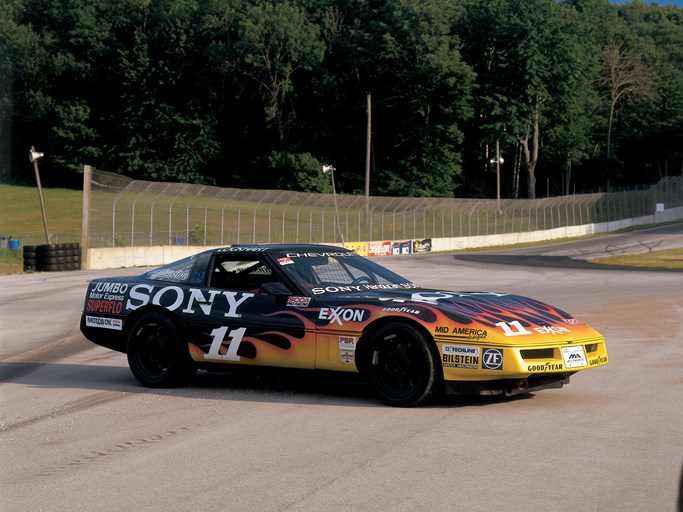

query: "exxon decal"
xmin=319 ymin=307 xmax=368 ymax=325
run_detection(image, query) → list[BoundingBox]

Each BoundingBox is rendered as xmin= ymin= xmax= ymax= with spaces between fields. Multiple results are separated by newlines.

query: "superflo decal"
xmin=86 ymin=299 xmax=123 ymax=314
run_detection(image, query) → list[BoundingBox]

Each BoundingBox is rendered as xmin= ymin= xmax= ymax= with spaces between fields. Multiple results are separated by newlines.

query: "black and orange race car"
xmin=80 ymin=244 xmax=608 ymax=406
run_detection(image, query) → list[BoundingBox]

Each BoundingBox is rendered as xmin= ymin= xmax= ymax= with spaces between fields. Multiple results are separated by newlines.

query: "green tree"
xmin=266 ymin=151 xmax=330 ymax=193
xmin=2 ymin=0 xmax=109 ymax=181
xmin=235 ymin=1 xmax=325 ymax=142
xmin=350 ymin=0 xmax=474 ymax=197
xmin=597 ymin=39 xmax=654 ymax=185
xmin=544 ymin=1 xmax=601 ymax=195
xmin=459 ymin=0 xmax=602 ymax=198
xmin=612 ymin=2 xmax=683 ymax=182
xmin=101 ymin=0 xmax=220 ymax=183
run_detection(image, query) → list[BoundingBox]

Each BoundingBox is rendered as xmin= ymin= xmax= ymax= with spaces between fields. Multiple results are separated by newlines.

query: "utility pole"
xmin=365 ymin=92 xmax=371 ymax=225
xmin=489 ymin=141 xmax=504 ymax=214
xmin=81 ymin=165 xmax=92 ymax=269
xmin=30 ymin=147 xmax=51 ymax=244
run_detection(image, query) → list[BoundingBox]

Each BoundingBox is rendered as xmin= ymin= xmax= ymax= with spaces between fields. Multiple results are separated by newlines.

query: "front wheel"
xmin=363 ymin=323 xmax=442 ymax=407
xmin=127 ymin=312 xmax=196 ymax=388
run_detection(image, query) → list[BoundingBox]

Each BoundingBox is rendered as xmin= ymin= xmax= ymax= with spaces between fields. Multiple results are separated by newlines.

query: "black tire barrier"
xmin=24 ymin=243 xmax=81 ymax=272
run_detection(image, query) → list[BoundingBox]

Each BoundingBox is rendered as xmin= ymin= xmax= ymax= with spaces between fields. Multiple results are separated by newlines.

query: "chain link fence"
xmin=85 ymin=169 xmax=683 ymax=249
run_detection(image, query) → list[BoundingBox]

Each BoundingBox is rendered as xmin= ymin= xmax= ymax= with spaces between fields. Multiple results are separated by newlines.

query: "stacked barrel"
xmin=23 ymin=243 xmax=81 ymax=272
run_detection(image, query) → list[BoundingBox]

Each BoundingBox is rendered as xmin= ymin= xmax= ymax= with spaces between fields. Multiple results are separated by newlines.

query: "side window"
xmin=209 ymin=257 xmax=277 ymax=292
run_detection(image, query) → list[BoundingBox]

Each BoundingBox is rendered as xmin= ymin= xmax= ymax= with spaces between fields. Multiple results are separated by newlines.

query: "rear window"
xmin=144 ymin=255 xmax=197 ymax=283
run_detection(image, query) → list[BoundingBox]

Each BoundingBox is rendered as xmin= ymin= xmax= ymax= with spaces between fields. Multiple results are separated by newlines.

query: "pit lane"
xmin=1 ymin=224 xmax=682 ymax=512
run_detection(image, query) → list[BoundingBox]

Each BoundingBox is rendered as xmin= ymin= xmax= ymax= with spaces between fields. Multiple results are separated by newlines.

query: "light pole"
xmin=323 ymin=164 xmax=344 ymax=243
xmin=30 ymin=147 xmax=51 ymax=244
xmin=490 ymin=141 xmax=504 ymax=214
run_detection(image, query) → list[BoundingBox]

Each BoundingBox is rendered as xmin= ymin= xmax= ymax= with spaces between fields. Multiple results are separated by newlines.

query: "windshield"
xmin=271 ymin=250 xmax=417 ymax=295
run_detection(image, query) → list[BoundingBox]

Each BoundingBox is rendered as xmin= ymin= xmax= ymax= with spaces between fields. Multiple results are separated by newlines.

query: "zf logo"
xmin=482 ymin=349 xmax=503 ymax=370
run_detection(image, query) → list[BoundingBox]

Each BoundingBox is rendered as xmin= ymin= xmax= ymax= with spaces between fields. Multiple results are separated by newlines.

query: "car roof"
xmin=212 ymin=244 xmax=351 ymax=255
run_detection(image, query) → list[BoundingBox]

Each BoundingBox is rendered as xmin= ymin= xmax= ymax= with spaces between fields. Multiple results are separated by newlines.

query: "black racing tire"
xmin=36 ymin=244 xmax=61 ymax=254
xmin=363 ymin=323 xmax=443 ymax=407
xmin=40 ymin=256 xmax=67 ymax=265
xmin=127 ymin=312 xmax=197 ymax=388
xmin=40 ymin=264 xmax=66 ymax=271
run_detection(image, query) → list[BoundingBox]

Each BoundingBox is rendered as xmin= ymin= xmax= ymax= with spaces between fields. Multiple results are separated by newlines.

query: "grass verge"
xmin=0 ymin=248 xmax=24 ymax=275
xmin=0 ymin=184 xmax=82 ymax=243
xmin=590 ymin=248 xmax=683 ymax=269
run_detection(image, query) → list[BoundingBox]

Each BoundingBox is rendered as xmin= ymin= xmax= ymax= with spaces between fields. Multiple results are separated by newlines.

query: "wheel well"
xmin=356 ymin=317 xmax=437 ymax=374
xmin=123 ymin=306 xmax=184 ymax=347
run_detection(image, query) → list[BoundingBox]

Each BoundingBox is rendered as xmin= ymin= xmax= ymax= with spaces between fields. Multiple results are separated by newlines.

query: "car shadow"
xmin=0 ymin=360 xmax=537 ymax=409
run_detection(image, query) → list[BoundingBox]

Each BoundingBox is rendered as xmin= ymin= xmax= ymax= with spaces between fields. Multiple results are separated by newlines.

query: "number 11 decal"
xmin=205 ymin=326 xmax=246 ymax=361
xmin=495 ymin=321 xmax=532 ymax=337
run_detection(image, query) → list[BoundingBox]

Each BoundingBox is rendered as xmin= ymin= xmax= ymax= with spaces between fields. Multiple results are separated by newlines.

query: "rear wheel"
xmin=127 ymin=313 xmax=196 ymax=387
xmin=364 ymin=323 xmax=442 ymax=407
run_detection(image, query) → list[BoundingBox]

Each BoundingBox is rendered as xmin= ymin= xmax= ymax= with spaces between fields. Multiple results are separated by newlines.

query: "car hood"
xmin=323 ymin=287 xmax=602 ymax=345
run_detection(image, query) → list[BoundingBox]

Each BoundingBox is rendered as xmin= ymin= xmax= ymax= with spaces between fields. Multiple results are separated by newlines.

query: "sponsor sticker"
xmin=338 ymin=336 xmax=357 ymax=365
xmin=443 ymin=344 xmax=480 ymax=356
xmin=391 ymin=241 xmax=412 ymax=255
xmin=340 ymin=350 xmax=355 ymax=365
xmin=482 ymin=348 xmax=503 ymax=370
xmin=442 ymin=345 xmax=481 ymax=369
xmin=277 ymin=257 xmax=295 ymax=266
xmin=383 ymin=306 xmax=422 ymax=315
xmin=562 ymin=318 xmax=584 ymax=325
xmin=527 ymin=362 xmax=563 ymax=372
xmin=147 ymin=268 xmax=191 ymax=281
xmin=217 ymin=246 xmax=268 ymax=252
xmin=313 ymin=283 xmax=417 ymax=295
xmin=86 ymin=299 xmax=123 ymax=314
xmin=561 ymin=345 xmax=587 ymax=368
xmin=589 ymin=355 xmax=608 ymax=366
xmin=286 ymin=296 xmax=311 ymax=307
xmin=451 ymin=327 xmax=488 ymax=341
xmin=319 ymin=307 xmax=368 ymax=325
xmin=285 ymin=252 xmax=356 ymax=258
xmin=534 ymin=325 xmax=571 ymax=335
xmin=413 ymin=238 xmax=432 ymax=253
xmin=367 ymin=241 xmax=392 ymax=257
xmin=339 ymin=336 xmax=357 ymax=350
xmin=126 ymin=285 xmax=253 ymax=318
xmin=85 ymin=315 xmax=123 ymax=331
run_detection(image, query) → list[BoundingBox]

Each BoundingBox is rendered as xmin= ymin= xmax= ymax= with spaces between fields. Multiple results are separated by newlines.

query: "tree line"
xmin=1 ymin=0 xmax=682 ymax=199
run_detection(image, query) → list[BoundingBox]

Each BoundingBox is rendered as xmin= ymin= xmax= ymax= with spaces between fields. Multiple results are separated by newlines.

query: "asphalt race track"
xmin=1 ymin=224 xmax=682 ymax=512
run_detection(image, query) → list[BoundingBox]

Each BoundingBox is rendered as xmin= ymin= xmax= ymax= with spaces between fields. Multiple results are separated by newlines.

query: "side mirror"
xmin=260 ymin=281 xmax=292 ymax=297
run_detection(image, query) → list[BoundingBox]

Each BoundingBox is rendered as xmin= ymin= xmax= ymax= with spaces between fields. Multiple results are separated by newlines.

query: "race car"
xmin=80 ymin=244 xmax=608 ymax=406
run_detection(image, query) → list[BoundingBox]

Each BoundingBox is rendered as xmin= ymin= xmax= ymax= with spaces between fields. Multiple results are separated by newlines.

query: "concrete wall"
xmin=85 ymin=206 xmax=683 ymax=270
xmin=87 ymin=245 xmax=221 ymax=270
xmin=432 ymin=206 xmax=683 ymax=252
